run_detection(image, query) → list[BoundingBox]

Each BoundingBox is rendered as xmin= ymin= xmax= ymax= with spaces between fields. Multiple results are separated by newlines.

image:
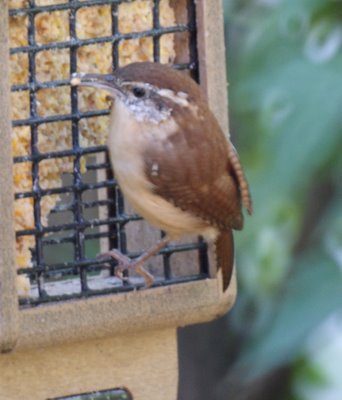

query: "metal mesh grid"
xmin=9 ymin=0 xmax=209 ymax=307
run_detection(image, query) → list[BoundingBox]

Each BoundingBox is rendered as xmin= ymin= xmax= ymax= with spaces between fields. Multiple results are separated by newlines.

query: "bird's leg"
xmin=98 ymin=236 xmax=170 ymax=287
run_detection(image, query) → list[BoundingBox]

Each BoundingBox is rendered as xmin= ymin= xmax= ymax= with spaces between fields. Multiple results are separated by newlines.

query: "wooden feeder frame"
xmin=0 ymin=1 xmax=235 ymax=399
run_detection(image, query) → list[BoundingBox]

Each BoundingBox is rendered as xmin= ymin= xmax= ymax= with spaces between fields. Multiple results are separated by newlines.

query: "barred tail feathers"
xmin=215 ymin=230 xmax=234 ymax=291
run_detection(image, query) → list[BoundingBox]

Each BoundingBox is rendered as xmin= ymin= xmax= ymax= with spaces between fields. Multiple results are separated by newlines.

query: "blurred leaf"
xmin=293 ymin=356 xmax=328 ymax=387
xmin=237 ymin=253 xmax=342 ymax=379
xmin=226 ymin=0 xmax=342 ymax=294
xmin=219 ymin=1 xmax=342 ymax=398
xmin=229 ymin=8 xmax=342 ymax=199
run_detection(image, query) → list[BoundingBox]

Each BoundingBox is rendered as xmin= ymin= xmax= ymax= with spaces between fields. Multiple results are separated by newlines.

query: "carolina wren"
xmin=71 ymin=62 xmax=252 ymax=288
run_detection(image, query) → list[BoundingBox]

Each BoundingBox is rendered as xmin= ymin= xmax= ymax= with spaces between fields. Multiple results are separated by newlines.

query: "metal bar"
xmin=10 ymin=0 xmax=135 ymax=16
xmin=187 ymin=0 xmax=209 ymax=275
xmin=27 ymin=0 xmax=47 ymax=299
xmin=111 ymin=1 xmax=119 ymax=69
xmin=50 ymin=198 xmax=115 ymax=214
xmin=160 ymin=231 xmax=171 ymax=280
xmin=108 ymin=3 xmax=120 ymax=275
xmin=11 ymin=61 xmax=196 ymax=93
xmin=114 ymin=187 xmax=128 ymax=279
xmin=12 ymin=109 xmax=111 ymax=128
xmin=86 ymin=162 xmax=112 ymax=170
xmin=10 ymin=25 xmax=189 ymax=54
xmin=187 ymin=0 xmax=199 ymax=81
xmin=16 ymin=213 xmax=142 ymax=237
xmin=69 ymin=0 xmax=88 ymax=291
xmin=17 ymin=242 xmax=203 ymax=274
xmin=15 ymin=179 xmax=116 ymax=200
xmin=42 ymin=230 xmax=115 ymax=246
xmin=152 ymin=0 xmax=161 ymax=62
xmin=198 ymin=236 xmax=209 ymax=275
xmin=14 ymin=145 xmax=109 ymax=164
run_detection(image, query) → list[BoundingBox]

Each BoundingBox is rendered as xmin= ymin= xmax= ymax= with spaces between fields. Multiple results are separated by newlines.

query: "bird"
xmin=71 ymin=62 xmax=252 ymax=289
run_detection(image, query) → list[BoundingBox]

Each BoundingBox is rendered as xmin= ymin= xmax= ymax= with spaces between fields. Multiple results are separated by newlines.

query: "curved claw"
xmin=97 ymin=249 xmax=155 ymax=287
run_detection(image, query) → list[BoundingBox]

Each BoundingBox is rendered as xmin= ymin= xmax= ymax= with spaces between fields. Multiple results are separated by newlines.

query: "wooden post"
xmin=0 ymin=1 xmax=19 ymax=353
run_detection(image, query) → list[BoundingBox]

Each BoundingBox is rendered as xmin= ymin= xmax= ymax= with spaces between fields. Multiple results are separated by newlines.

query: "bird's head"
xmin=71 ymin=62 xmax=204 ymax=123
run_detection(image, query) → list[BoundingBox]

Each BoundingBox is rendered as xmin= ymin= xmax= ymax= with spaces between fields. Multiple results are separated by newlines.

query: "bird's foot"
xmin=98 ymin=237 xmax=170 ymax=288
xmin=98 ymin=249 xmax=155 ymax=287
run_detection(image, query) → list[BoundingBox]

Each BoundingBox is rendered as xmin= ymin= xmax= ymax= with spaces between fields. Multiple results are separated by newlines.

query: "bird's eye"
xmin=132 ymin=86 xmax=146 ymax=98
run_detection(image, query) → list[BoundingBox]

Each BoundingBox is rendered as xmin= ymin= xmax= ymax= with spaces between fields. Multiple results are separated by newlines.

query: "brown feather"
xmin=113 ymin=62 xmax=252 ymax=225
xmin=143 ymin=94 xmax=244 ymax=231
xmin=215 ymin=230 xmax=234 ymax=290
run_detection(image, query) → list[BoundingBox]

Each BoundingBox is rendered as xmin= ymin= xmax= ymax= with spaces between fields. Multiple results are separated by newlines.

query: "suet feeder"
xmin=0 ymin=1 xmax=236 ymax=399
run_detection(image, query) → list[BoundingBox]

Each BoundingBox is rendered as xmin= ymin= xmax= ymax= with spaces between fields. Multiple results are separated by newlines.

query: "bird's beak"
xmin=70 ymin=72 xmax=123 ymax=97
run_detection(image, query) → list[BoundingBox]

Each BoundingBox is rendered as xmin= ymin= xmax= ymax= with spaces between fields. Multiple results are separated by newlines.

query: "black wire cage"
xmin=9 ymin=0 xmax=210 ymax=307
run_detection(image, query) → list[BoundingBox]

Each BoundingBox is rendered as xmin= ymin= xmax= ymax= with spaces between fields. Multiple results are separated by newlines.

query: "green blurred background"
xmin=179 ymin=0 xmax=342 ymax=399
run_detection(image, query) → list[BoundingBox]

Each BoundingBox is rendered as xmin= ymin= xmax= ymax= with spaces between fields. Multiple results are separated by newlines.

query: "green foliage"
xmin=293 ymin=356 xmax=328 ymax=390
xmin=222 ymin=0 xmax=342 ymax=396
xmin=238 ymin=253 xmax=342 ymax=378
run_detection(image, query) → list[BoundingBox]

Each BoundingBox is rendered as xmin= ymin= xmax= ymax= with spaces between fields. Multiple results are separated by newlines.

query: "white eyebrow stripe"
xmin=121 ymin=82 xmax=190 ymax=106
xmin=157 ymin=88 xmax=189 ymax=107
xmin=121 ymin=81 xmax=155 ymax=90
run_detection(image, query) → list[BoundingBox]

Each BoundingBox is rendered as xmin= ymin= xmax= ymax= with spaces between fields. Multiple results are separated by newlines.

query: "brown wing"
xmin=143 ymin=100 xmax=244 ymax=231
